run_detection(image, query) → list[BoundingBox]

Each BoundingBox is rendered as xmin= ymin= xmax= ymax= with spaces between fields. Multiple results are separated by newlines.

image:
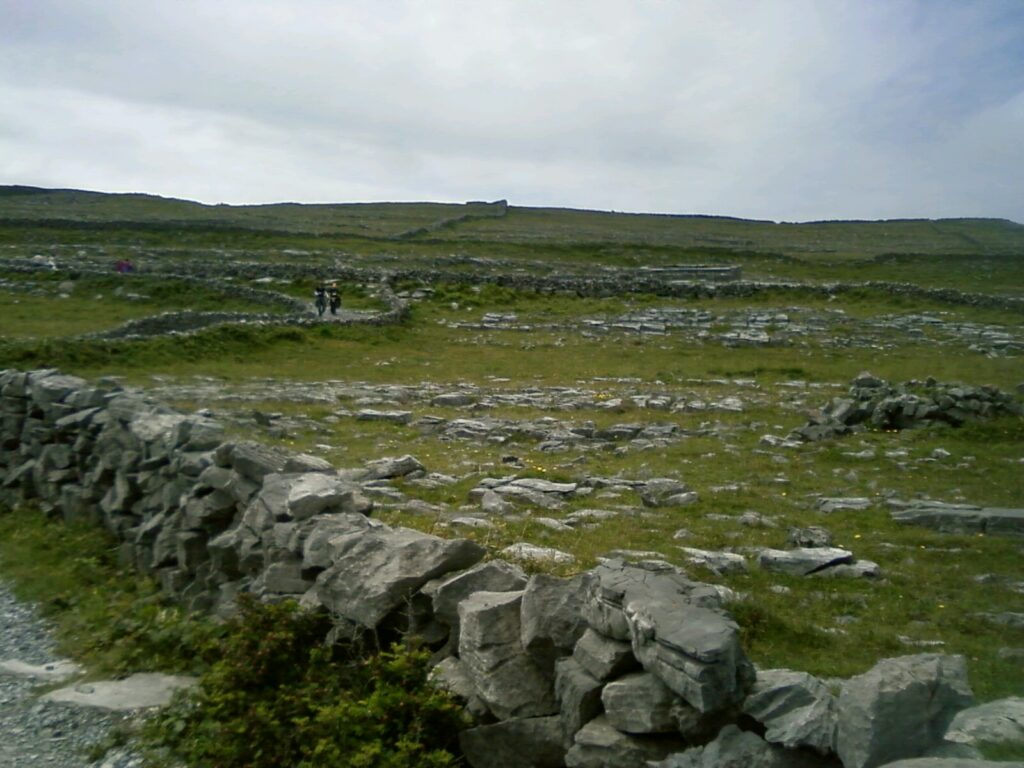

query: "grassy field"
xmin=1 ymin=187 xmax=1022 ymax=708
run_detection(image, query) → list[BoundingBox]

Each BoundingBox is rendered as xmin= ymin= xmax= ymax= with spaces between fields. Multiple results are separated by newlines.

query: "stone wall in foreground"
xmin=0 ymin=369 xmax=997 ymax=768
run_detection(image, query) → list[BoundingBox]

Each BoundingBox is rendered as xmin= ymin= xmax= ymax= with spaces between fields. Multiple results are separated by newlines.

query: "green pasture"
xmin=0 ymin=187 xmax=1021 ymax=729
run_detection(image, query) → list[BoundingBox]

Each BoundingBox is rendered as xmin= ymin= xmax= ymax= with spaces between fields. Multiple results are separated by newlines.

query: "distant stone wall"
xmin=0 ymin=368 xmax=993 ymax=768
xmin=9 ymin=256 xmax=1020 ymax=314
xmin=639 ymin=265 xmax=742 ymax=281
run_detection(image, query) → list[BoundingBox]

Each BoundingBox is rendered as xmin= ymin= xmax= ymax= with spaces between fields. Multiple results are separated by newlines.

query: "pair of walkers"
xmin=314 ymin=282 xmax=341 ymax=316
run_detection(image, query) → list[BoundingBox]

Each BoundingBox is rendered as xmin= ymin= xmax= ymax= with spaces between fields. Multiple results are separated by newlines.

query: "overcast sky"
xmin=1 ymin=1 xmax=1022 ymax=222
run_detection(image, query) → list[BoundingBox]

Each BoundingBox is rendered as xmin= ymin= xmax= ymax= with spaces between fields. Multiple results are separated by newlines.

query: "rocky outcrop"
xmin=889 ymin=500 xmax=1024 ymax=538
xmin=836 ymin=654 xmax=975 ymax=768
xmin=789 ymin=374 xmax=1022 ymax=443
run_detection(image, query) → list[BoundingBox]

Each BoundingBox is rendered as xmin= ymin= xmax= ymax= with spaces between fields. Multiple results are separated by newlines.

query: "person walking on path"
xmin=314 ymin=283 xmax=327 ymax=317
xmin=327 ymin=283 xmax=341 ymax=316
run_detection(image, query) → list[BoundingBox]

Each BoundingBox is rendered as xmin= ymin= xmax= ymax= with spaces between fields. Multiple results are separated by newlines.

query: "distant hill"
xmin=1 ymin=185 xmax=1022 ymax=258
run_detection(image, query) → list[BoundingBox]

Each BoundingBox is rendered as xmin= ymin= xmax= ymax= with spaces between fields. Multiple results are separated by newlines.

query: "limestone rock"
xmin=460 ymin=716 xmax=565 ymax=768
xmin=555 ymin=657 xmax=604 ymax=746
xmin=650 ymin=723 xmax=825 ymax=768
xmin=43 ymin=673 xmax=196 ymax=711
xmin=836 ymin=654 xmax=975 ymax=768
xmin=583 ymin=560 xmax=707 ymax=641
xmin=229 ymin=441 xmax=289 ymax=480
xmin=943 ymin=696 xmax=1024 ymax=750
xmin=742 ymin=668 xmax=838 ymax=754
xmin=428 ymin=656 xmax=489 ymax=720
xmin=457 ymin=590 xmax=557 ymax=720
xmin=565 ymin=715 xmax=685 ymax=768
xmin=640 ymin=478 xmax=694 ymax=508
xmin=602 ymin=671 xmax=679 ymax=734
xmin=757 ymin=547 xmax=854 ymax=576
xmin=583 ymin=561 xmax=751 ymax=715
xmin=285 ymin=472 xmax=372 ymax=520
xmin=521 ymin=573 xmax=590 ymax=666
xmin=315 ymin=525 xmax=485 ymax=628
xmin=501 ymin=542 xmax=576 ymax=565
xmin=573 ymin=627 xmax=639 ymax=681
xmin=625 ymin=592 xmax=752 ymax=714
xmin=300 ymin=512 xmax=380 ymax=570
xmin=428 ymin=559 xmax=527 ymax=638
xmin=362 ymin=454 xmax=425 ymax=480
xmin=677 ymin=546 xmax=748 ymax=575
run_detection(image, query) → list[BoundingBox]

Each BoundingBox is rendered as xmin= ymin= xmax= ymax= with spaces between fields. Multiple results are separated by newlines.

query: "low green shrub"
xmin=144 ymin=596 xmax=467 ymax=768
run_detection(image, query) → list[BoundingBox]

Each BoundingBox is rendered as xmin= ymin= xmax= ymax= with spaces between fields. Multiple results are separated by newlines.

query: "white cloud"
xmin=1 ymin=0 xmax=1021 ymax=221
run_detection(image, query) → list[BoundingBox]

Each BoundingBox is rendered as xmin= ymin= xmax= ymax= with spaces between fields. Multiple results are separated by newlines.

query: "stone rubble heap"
xmin=0 ymin=368 xmax=1019 ymax=768
xmin=790 ymin=373 xmax=1022 ymax=443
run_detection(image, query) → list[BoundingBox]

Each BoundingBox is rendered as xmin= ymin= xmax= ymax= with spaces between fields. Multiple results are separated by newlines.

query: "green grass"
xmin=0 ymin=274 xmax=290 ymax=340
xmin=0 ymin=506 xmax=225 ymax=676
xmin=0 ymin=188 xmax=1022 ymax=726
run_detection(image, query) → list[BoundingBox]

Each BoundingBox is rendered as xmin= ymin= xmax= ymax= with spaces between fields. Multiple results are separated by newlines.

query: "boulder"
xmin=943 ymin=696 xmax=1024 ymax=751
xmin=640 ymin=478 xmax=695 ymax=508
xmin=757 ymin=547 xmax=854 ymax=576
xmin=625 ymin=594 xmax=752 ymax=714
xmin=650 ymin=723 xmax=825 ymax=768
xmin=583 ymin=561 xmax=752 ymax=714
xmin=501 ymin=542 xmax=576 ymax=565
xmin=817 ymin=497 xmax=872 ymax=513
xmin=460 ymin=716 xmax=565 ymax=768
xmin=677 ymin=547 xmax=748 ymax=575
xmin=458 ymin=590 xmax=558 ymax=720
xmin=573 ymin=627 xmax=639 ymax=681
xmin=601 ymin=671 xmax=679 ymax=734
xmin=285 ymin=473 xmax=372 ymax=520
xmin=428 ymin=559 xmax=527 ymax=639
xmin=428 ymin=656 xmax=489 ymax=720
xmin=362 ymin=454 xmax=425 ymax=480
xmin=836 ymin=654 xmax=975 ymax=768
xmin=29 ymin=373 xmax=88 ymax=405
xmin=742 ymin=668 xmax=838 ymax=754
xmin=555 ymin=657 xmax=604 ymax=745
xmin=521 ymin=573 xmax=590 ymax=666
xmin=315 ymin=525 xmax=485 ymax=628
xmin=228 ymin=441 xmax=290 ymax=480
xmin=565 ymin=715 xmax=685 ymax=768
xmin=787 ymin=527 xmax=834 ymax=548
xmin=300 ymin=513 xmax=380 ymax=570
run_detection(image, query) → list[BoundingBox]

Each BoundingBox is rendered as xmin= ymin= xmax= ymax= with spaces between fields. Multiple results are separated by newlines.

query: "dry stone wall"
xmin=0 ymin=368 xmax=1008 ymax=768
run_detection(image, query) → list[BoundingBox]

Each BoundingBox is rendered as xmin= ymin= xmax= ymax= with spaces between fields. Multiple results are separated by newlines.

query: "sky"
xmin=1 ymin=0 xmax=1022 ymax=222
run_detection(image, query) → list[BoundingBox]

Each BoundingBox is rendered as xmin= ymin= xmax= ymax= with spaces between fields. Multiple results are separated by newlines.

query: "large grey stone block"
xmin=565 ymin=715 xmax=684 ymax=768
xmin=602 ymin=671 xmax=679 ymax=734
xmin=521 ymin=573 xmax=589 ymax=666
xmin=573 ymin=627 xmax=639 ymax=681
xmin=742 ymin=668 xmax=838 ymax=754
xmin=460 ymin=716 xmax=565 ymax=768
xmin=428 ymin=559 xmax=527 ymax=639
xmin=555 ymin=657 xmax=604 ymax=746
xmin=458 ymin=590 xmax=557 ymax=720
xmin=316 ymin=525 xmax=484 ymax=628
xmin=836 ymin=654 xmax=975 ymax=768
xmin=650 ymin=723 xmax=825 ymax=768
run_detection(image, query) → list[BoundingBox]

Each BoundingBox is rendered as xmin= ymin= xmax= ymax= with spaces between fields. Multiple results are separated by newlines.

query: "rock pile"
xmin=790 ymin=373 xmax=1022 ymax=442
xmin=0 ymin=368 xmax=1016 ymax=768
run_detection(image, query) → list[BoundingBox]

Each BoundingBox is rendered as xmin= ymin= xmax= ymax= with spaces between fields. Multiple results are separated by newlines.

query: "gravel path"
xmin=0 ymin=579 xmax=141 ymax=768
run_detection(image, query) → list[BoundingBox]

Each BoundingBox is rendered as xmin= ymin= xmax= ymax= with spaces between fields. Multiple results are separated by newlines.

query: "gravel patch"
xmin=0 ymin=579 xmax=142 ymax=768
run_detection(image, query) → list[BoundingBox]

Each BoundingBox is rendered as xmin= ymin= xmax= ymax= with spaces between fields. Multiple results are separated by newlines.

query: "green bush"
xmin=145 ymin=596 xmax=467 ymax=768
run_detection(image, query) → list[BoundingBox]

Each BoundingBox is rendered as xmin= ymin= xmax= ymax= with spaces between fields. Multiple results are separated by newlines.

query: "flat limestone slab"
xmin=0 ymin=658 xmax=83 ymax=683
xmin=42 ymin=672 xmax=197 ymax=711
